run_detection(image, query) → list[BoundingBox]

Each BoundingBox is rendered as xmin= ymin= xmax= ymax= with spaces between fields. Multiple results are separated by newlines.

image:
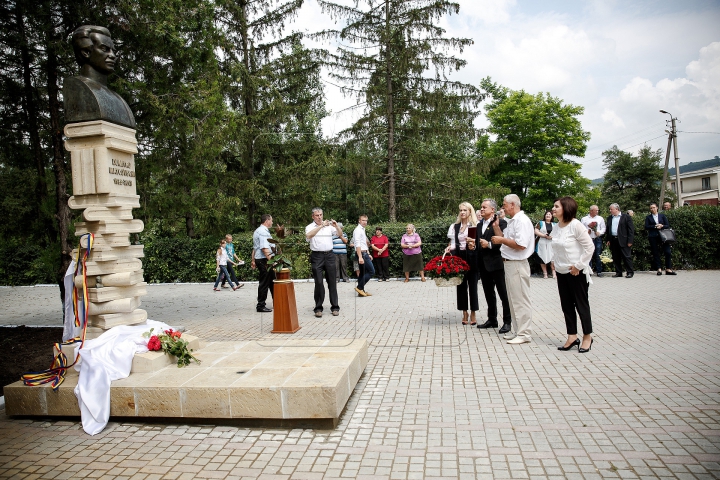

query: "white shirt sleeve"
xmin=573 ymin=220 xmax=596 ymax=271
xmin=596 ymin=217 xmax=606 ymax=236
xmin=514 ymin=217 xmax=534 ymax=249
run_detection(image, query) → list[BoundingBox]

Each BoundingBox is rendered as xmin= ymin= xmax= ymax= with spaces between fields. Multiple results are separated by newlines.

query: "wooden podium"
xmin=271 ymin=269 xmax=301 ymax=333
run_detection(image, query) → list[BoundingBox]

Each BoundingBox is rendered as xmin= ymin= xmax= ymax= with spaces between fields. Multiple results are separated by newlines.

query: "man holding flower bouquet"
xmin=581 ymin=205 xmax=606 ymax=277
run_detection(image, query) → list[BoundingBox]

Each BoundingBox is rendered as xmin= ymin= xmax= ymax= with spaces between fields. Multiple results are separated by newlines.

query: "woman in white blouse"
xmin=444 ymin=202 xmax=479 ymax=325
xmin=550 ymin=197 xmax=595 ymax=353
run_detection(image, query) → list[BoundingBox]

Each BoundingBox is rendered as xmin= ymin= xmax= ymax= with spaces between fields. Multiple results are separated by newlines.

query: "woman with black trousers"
xmin=645 ymin=203 xmax=676 ymax=275
xmin=445 ymin=202 xmax=479 ymax=325
xmin=550 ymin=197 xmax=595 ymax=353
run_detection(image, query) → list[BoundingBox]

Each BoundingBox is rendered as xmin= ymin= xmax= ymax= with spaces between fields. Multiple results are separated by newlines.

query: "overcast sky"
xmin=289 ymin=0 xmax=720 ymax=179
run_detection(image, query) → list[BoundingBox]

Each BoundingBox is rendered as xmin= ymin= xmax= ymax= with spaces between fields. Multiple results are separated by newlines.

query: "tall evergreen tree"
xmin=215 ymin=0 xmax=328 ymax=228
xmin=316 ymin=0 xmax=482 ymax=221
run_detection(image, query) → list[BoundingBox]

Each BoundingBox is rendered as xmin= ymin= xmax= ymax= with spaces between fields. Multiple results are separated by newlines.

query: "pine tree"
xmin=215 ymin=0 xmax=328 ymax=228
xmin=316 ymin=0 xmax=482 ymax=221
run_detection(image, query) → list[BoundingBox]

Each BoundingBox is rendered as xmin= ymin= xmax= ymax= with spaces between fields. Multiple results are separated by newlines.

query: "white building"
xmin=668 ymin=165 xmax=720 ymax=206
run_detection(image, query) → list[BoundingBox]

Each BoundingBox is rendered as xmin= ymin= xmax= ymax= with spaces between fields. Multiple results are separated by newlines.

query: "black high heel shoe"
xmin=579 ymin=338 xmax=594 ymax=353
xmin=558 ymin=338 xmax=580 ymax=351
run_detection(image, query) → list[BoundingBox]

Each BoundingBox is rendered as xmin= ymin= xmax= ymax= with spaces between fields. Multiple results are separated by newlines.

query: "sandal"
xmin=543 ymin=274 xmax=548 ymax=279
xmin=461 ymin=311 xmax=469 ymax=325
xmin=470 ymin=313 xmax=477 ymax=326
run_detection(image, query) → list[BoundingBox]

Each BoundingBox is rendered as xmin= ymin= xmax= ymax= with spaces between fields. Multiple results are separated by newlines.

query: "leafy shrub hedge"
xmin=1 ymin=206 xmax=718 ymax=285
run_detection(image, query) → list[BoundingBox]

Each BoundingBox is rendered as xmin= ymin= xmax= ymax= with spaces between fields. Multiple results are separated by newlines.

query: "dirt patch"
xmin=1 ymin=326 xmax=63 ymax=396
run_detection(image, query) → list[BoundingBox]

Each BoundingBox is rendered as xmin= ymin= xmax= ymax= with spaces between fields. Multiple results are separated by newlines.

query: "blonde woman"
xmin=401 ymin=224 xmax=426 ymax=282
xmin=445 ymin=202 xmax=479 ymax=325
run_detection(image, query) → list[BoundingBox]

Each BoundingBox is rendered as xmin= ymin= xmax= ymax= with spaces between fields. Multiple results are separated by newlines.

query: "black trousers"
xmin=556 ymin=271 xmax=592 ymax=335
xmin=311 ymin=251 xmax=339 ymax=312
xmin=649 ymin=236 xmax=672 ymax=270
xmin=609 ymin=237 xmax=633 ymax=274
xmin=255 ymin=258 xmax=275 ymax=309
xmin=373 ymin=256 xmax=389 ymax=280
xmin=591 ymin=237 xmax=604 ymax=274
xmin=221 ymin=263 xmax=238 ymax=286
xmin=456 ymin=250 xmax=479 ymax=312
xmin=478 ymin=265 xmax=511 ymax=324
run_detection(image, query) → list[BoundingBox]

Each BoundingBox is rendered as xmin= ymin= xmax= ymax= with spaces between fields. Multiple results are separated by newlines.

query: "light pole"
xmin=659 ymin=110 xmax=682 ymax=208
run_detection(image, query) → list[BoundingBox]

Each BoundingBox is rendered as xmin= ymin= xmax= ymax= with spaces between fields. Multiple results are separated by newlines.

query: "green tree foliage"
xmin=108 ymin=0 xmax=229 ymax=238
xmin=479 ymin=78 xmax=591 ymax=213
xmin=599 ymin=145 xmax=674 ymax=212
xmin=214 ymin=0 xmax=329 ymax=230
xmin=316 ymin=0 xmax=491 ymax=221
xmin=0 ymin=0 xmax=98 ymax=292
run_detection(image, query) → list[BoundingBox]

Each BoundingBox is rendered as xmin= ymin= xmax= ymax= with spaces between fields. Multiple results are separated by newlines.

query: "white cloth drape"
xmin=73 ymin=320 xmax=171 ymax=435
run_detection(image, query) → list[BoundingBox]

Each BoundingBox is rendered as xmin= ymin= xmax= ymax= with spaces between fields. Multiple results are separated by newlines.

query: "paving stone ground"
xmin=1 ymin=270 xmax=719 ymax=479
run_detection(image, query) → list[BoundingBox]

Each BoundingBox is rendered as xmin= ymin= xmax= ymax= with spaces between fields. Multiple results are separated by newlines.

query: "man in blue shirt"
xmin=605 ymin=203 xmax=635 ymax=278
xmin=251 ymin=215 xmax=275 ymax=312
xmin=332 ymin=223 xmax=349 ymax=282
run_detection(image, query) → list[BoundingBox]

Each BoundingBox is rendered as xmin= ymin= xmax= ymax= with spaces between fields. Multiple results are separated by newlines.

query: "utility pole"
xmin=659 ymin=110 xmax=682 ymax=207
xmin=659 ymin=129 xmax=672 ymax=208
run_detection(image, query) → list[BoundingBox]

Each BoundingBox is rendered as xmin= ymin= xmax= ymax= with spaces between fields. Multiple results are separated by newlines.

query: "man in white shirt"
xmin=581 ymin=205 xmax=607 ymax=277
xmin=305 ymin=208 xmax=343 ymax=317
xmin=352 ymin=215 xmax=375 ymax=297
xmin=491 ymin=194 xmax=534 ymax=345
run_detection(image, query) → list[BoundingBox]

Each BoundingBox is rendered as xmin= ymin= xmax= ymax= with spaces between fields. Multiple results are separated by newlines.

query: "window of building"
xmin=671 ymin=182 xmax=676 ymax=192
xmin=702 ymin=177 xmax=710 ymax=190
xmin=681 ymin=181 xmax=684 ymax=193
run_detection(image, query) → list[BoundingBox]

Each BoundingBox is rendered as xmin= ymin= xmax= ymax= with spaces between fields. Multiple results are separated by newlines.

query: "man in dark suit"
xmin=606 ymin=203 xmax=635 ymax=278
xmin=475 ymin=199 xmax=513 ymax=333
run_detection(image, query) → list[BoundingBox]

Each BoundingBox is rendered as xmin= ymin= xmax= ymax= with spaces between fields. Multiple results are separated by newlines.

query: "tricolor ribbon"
xmin=21 ymin=233 xmax=94 ymax=389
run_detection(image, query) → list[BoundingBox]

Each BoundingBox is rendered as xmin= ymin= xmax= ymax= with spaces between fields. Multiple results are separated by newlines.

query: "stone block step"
xmin=5 ymin=339 xmax=368 ymax=428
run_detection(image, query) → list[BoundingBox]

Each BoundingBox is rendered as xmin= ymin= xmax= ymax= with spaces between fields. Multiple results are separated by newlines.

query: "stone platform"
xmin=4 ymin=338 xmax=368 ymax=428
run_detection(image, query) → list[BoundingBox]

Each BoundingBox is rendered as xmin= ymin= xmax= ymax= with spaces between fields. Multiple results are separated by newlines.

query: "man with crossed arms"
xmin=491 ymin=194 xmax=535 ymax=345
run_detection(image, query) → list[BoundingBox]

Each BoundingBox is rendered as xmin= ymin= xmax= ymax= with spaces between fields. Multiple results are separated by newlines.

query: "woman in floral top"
xmin=401 ymin=224 xmax=426 ymax=282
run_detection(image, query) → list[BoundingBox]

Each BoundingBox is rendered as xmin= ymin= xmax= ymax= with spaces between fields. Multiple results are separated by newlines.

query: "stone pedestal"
xmin=5 ymin=339 xmax=368 ymax=428
xmin=65 ymin=120 xmax=146 ymax=335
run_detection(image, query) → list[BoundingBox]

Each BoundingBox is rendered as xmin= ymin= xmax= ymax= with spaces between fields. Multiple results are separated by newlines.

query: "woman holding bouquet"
xmin=445 ymin=202 xmax=479 ymax=325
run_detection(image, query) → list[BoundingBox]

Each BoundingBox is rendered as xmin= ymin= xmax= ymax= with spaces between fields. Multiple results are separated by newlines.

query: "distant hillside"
xmin=591 ymin=155 xmax=720 ymax=185
xmin=668 ymin=156 xmax=720 ymax=176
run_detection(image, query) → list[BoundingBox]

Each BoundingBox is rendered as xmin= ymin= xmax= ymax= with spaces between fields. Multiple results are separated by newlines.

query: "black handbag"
xmin=659 ymin=228 xmax=676 ymax=244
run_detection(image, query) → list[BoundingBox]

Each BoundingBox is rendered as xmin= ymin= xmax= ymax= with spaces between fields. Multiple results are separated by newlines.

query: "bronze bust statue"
xmin=64 ymin=25 xmax=135 ymax=129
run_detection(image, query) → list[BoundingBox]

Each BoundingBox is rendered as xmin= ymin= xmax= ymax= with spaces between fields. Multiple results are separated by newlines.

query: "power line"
xmin=678 ymin=131 xmax=720 ymax=134
xmin=584 ymin=122 xmax=666 ymax=152
xmin=579 ymin=134 xmax=667 ymax=164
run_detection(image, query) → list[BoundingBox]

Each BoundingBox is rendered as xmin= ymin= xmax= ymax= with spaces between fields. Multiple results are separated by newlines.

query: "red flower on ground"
xmin=147 ymin=335 xmax=162 ymax=351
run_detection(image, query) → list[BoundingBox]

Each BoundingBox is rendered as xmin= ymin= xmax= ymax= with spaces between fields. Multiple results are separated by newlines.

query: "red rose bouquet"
xmin=143 ymin=328 xmax=200 ymax=367
xmin=424 ymin=254 xmax=470 ymax=280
